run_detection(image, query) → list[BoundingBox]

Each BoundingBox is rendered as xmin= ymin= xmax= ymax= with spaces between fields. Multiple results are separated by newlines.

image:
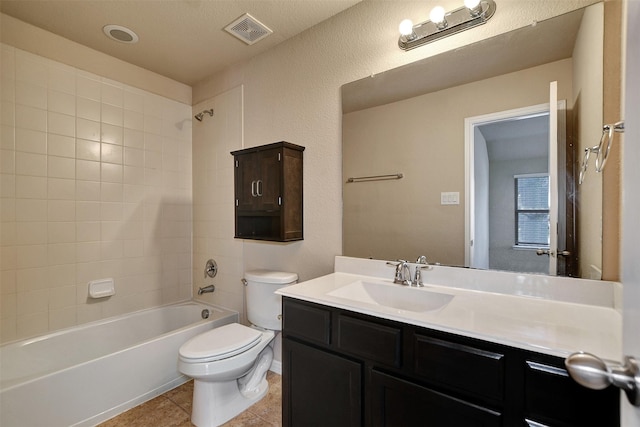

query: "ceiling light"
xmin=398 ymin=0 xmax=496 ymax=51
xmin=103 ymin=24 xmax=139 ymax=44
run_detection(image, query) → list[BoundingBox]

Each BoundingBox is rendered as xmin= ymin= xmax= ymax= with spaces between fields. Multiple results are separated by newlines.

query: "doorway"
xmin=465 ymin=101 xmax=569 ymax=275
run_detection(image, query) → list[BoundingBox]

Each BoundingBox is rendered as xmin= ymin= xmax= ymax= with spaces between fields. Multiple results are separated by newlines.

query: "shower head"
xmin=194 ymin=108 xmax=214 ymax=122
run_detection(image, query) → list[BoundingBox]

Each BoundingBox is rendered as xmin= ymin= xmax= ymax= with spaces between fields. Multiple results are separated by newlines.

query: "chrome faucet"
xmin=198 ymin=284 xmax=215 ymax=295
xmin=386 ymin=260 xmax=412 ymax=286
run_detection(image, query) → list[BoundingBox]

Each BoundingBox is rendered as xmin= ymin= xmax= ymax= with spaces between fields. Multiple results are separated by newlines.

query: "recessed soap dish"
xmin=88 ymin=278 xmax=115 ymax=298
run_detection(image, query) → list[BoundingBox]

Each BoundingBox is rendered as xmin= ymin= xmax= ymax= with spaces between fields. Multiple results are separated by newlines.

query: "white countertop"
xmin=277 ymin=257 xmax=622 ymax=361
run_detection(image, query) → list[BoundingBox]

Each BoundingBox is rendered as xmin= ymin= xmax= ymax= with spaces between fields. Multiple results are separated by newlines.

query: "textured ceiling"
xmin=0 ymin=0 xmax=361 ymax=86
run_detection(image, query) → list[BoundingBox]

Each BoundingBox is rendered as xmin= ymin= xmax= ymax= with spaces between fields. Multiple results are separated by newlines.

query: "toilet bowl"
xmin=178 ymin=270 xmax=297 ymax=427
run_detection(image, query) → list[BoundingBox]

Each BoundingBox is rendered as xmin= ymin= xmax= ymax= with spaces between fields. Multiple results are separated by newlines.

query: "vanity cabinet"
xmin=231 ymin=142 xmax=304 ymax=241
xmin=282 ymin=297 xmax=619 ymax=427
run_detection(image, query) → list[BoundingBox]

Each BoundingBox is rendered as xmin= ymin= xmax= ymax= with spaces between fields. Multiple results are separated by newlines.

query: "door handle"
xmin=535 ymin=249 xmax=571 ymax=257
xmin=565 ymin=352 xmax=640 ymax=406
xmin=251 ymin=180 xmax=257 ymax=197
xmin=256 ymin=179 xmax=263 ymax=197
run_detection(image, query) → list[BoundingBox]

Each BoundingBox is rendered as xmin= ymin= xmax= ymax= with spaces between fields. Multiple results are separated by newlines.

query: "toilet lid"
xmin=179 ymin=323 xmax=262 ymax=362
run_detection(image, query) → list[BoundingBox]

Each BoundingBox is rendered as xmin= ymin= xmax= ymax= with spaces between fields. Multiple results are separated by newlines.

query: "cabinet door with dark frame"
xmin=283 ymin=338 xmax=362 ymax=427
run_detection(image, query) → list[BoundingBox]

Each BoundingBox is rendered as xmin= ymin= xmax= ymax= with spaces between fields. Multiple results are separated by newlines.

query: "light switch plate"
xmin=441 ymin=192 xmax=460 ymax=205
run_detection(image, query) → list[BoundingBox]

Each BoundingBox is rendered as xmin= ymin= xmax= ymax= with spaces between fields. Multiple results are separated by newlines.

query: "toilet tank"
xmin=244 ymin=270 xmax=298 ymax=331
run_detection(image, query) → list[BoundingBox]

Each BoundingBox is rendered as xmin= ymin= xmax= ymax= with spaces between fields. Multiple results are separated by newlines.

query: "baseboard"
xmin=270 ymin=359 xmax=282 ymax=375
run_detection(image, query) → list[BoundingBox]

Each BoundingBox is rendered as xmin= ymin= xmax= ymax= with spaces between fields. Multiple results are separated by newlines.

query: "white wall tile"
xmin=101 ymin=143 xmax=123 ymax=164
xmin=48 ymin=156 xmax=75 ymax=179
xmin=77 ymin=97 xmax=101 ymax=121
xmin=14 ymin=176 xmax=47 ymax=199
xmin=48 ymin=222 xmax=76 ymax=243
xmin=3 ymin=46 xmax=193 ymax=342
xmin=47 ymin=178 xmax=75 ymax=200
xmin=48 ymin=112 xmax=75 ymax=137
xmin=1 ymin=125 xmax=15 ymax=150
xmin=76 ymin=181 xmax=100 ymax=201
xmin=48 ymin=200 xmax=76 ymax=222
xmin=101 ymin=123 xmax=123 ymax=145
xmin=76 ymin=139 xmax=101 ymax=161
xmin=76 ymin=75 xmax=101 ymax=101
xmin=16 ymin=152 xmax=47 ymax=176
xmin=16 ymin=82 xmax=47 ymax=109
xmin=16 ymin=199 xmax=47 ymax=222
xmin=15 ymin=104 xmax=46 ymax=132
xmin=102 ymin=104 xmax=123 ymax=126
xmin=48 ymin=134 xmax=75 ymax=158
xmin=48 ymin=90 xmax=76 ymax=115
xmin=76 ymin=159 xmax=100 ymax=181
xmin=15 ymin=128 xmax=46 ymax=154
xmin=76 ymin=118 xmax=100 ymax=141
xmin=48 ymin=243 xmax=76 ymax=266
xmin=48 ymin=64 xmax=76 ymax=95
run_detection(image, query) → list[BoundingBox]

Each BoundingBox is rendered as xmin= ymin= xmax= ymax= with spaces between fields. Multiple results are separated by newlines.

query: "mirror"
xmin=342 ymin=4 xmax=608 ymax=279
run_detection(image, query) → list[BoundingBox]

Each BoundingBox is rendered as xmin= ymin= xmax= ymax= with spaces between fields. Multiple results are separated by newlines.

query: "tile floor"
xmin=98 ymin=372 xmax=282 ymax=427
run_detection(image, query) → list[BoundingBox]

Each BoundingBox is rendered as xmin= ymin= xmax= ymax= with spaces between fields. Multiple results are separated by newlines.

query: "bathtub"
xmin=0 ymin=301 xmax=237 ymax=427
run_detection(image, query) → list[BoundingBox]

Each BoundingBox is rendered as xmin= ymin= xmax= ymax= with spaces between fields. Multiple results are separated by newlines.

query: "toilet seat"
xmin=179 ymin=323 xmax=262 ymax=363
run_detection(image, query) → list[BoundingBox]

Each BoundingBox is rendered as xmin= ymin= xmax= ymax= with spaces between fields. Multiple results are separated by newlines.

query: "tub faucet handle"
xmin=204 ymin=259 xmax=217 ymax=278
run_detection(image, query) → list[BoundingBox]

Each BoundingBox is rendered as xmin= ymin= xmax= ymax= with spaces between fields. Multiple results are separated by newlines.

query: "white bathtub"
xmin=0 ymin=301 xmax=238 ymax=427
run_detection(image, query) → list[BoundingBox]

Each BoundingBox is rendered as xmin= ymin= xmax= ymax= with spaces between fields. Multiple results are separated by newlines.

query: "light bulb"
xmin=429 ymin=6 xmax=446 ymax=24
xmin=464 ymin=0 xmax=481 ymax=9
xmin=464 ymin=0 xmax=483 ymax=16
xmin=399 ymin=19 xmax=414 ymax=36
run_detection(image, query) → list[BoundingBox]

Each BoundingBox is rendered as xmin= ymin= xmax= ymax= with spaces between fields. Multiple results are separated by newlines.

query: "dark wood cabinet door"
xmin=256 ymin=148 xmax=281 ymax=211
xmin=523 ymin=359 xmax=620 ymax=427
xmin=234 ymin=148 xmax=281 ymax=212
xmin=369 ymin=369 xmax=502 ymax=427
xmin=283 ymin=338 xmax=362 ymax=427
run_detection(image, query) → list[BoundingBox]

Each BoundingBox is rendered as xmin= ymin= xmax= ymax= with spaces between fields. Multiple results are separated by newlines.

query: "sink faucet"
xmin=386 ymin=260 xmax=412 ymax=286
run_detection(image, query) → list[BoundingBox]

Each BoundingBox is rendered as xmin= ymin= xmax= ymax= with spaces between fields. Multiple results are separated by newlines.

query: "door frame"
xmin=464 ymin=101 xmax=566 ymax=271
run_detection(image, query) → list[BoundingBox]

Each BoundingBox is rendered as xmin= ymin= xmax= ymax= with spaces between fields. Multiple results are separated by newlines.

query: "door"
xmin=622 ymin=0 xmax=640 ymax=422
xmin=465 ymin=100 xmax=564 ymax=276
xmin=565 ymin=3 xmax=640 ymax=421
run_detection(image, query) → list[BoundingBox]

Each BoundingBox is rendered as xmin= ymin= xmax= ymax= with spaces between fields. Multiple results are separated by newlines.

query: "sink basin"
xmin=327 ymin=280 xmax=454 ymax=313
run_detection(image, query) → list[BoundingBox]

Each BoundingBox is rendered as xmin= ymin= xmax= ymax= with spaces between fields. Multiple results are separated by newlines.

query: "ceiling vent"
xmin=224 ymin=13 xmax=273 ymax=45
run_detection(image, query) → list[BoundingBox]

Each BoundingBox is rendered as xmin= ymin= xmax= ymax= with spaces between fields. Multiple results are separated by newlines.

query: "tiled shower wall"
xmin=0 ymin=44 xmax=193 ymax=344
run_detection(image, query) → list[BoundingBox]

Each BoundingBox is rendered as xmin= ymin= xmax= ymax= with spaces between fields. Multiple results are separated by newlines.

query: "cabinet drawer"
xmin=283 ymin=299 xmax=331 ymax=346
xmin=337 ymin=314 xmax=402 ymax=368
xmin=524 ymin=360 xmax=619 ymax=427
xmin=370 ymin=369 xmax=502 ymax=427
xmin=413 ymin=334 xmax=505 ymax=401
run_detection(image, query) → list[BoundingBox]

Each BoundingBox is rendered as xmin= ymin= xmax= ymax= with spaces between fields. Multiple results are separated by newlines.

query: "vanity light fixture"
xmin=398 ymin=0 xmax=496 ymax=50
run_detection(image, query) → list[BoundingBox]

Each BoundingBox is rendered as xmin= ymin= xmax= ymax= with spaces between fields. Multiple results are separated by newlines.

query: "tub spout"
xmin=198 ymin=285 xmax=215 ymax=295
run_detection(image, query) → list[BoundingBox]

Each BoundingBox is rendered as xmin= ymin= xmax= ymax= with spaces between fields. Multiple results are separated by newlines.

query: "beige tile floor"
xmin=98 ymin=372 xmax=282 ymax=427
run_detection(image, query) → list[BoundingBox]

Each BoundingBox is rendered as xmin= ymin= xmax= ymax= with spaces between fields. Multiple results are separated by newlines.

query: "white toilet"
xmin=178 ymin=270 xmax=297 ymax=427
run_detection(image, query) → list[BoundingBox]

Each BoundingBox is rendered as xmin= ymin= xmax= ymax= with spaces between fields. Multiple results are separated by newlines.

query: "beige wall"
xmin=191 ymin=86 xmax=245 ymax=318
xmin=193 ymin=0 xmax=599 ymax=283
xmin=0 ymin=44 xmax=193 ymax=343
xmin=342 ymin=59 xmax=573 ymax=264
xmin=0 ymin=1 xmax=606 ymax=341
xmin=573 ymin=3 xmax=605 ymax=279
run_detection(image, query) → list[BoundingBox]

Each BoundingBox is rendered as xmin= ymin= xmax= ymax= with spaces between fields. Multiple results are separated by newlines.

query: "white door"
xmin=621 ymin=0 xmax=640 ymax=422
xmin=565 ymin=2 xmax=640 ymax=421
xmin=548 ymin=81 xmax=559 ymax=276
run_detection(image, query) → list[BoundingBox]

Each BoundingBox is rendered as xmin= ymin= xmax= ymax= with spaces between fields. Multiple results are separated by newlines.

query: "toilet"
xmin=178 ymin=270 xmax=298 ymax=427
